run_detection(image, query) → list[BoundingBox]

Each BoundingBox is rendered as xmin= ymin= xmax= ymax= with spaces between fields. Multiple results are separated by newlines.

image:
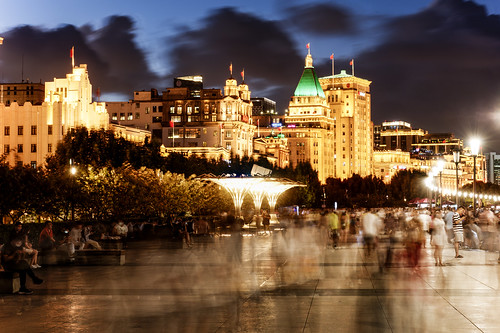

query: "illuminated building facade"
xmin=373 ymin=150 xmax=411 ymax=183
xmin=1 ymin=64 xmax=148 ymax=167
xmin=106 ymin=89 xmax=164 ymax=141
xmin=257 ymin=51 xmax=373 ymax=183
xmin=1 ymin=65 xmax=108 ymax=167
xmin=161 ymin=75 xmax=255 ymax=159
xmin=376 ymin=121 xmax=427 ymax=151
xmin=319 ymin=69 xmax=373 ymax=180
xmin=412 ymin=133 xmax=463 ymax=155
xmin=486 ymin=152 xmax=500 ymax=185
xmin=0 ymin=82 xmax=45 ymax=106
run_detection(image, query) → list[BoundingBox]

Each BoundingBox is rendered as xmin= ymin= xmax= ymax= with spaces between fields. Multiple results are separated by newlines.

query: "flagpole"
xmin=172 ymin=122 xmax=175 ymax=148
xmin=71 ymin=46 xmax=75 ymax=69
xmin=351 ymin=59 xmax=355 ymax=76
xmin=331 ymin=53 xmax=334 ymax=88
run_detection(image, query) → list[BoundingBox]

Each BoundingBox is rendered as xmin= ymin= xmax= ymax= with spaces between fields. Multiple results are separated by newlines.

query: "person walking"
xmin=431 ymin=211 xmax=447 ymax=266
xmin=453 ymin=207 xmax=466 ymax=258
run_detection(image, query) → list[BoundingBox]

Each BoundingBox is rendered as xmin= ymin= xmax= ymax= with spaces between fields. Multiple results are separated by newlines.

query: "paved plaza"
xmin=2 ymin=230 xmax=500 ymax=332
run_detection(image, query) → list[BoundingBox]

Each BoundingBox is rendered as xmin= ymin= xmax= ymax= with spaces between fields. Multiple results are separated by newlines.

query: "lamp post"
xmin=69 ymin=159 xmax=77 ymax=222
xmin=453 ymin=149 xmax=461 ymax=208
xmin=437 ymin=159 xmax=445 ymax=209
xmin=470 ymin=138 xmax=481 ymax=216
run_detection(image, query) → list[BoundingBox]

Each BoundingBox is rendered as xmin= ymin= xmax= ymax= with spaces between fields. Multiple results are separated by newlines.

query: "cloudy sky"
xmin=1 ymin=0 xmax=500 ymax=151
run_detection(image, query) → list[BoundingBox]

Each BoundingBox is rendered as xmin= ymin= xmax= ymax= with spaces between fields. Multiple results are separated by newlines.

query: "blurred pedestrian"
xmin=431 ymin=211 xmax=447 ymax=266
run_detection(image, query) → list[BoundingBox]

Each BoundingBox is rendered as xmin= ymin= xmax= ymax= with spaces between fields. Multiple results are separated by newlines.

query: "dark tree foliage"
xmin=324 ymin=174 xmax=389 ymax=209
xmin=388 ymin=169 xmax=428 ymax=205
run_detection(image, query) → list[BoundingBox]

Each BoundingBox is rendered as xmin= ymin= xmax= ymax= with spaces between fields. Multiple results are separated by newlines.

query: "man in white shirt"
xmin=362 ymin=209 xmax=383 ymax=256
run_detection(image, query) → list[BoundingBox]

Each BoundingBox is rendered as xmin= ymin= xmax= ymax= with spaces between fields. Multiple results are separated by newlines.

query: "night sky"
xmin=1 ymin=0 xmax=500 ymax=151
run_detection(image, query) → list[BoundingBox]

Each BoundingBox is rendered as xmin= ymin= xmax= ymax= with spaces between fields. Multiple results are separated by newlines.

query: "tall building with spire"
xmin=259 ymin=49 xmax=373 ymax=182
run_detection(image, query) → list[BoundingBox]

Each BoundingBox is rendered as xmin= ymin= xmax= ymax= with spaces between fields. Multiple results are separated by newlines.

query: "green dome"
xmin=293 ymin=67 xmax=325 ymax=99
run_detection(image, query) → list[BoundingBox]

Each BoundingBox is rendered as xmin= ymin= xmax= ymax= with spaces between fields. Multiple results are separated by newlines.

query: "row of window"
xmin=4 ymin=125 xmax=53 ymax=136
xmin=3 ymin=143 xmax=52 ymax=154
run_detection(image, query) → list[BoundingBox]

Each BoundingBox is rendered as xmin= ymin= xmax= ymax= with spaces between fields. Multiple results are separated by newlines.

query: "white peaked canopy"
xmin=199 ymin=174 xmax=305 ymax=216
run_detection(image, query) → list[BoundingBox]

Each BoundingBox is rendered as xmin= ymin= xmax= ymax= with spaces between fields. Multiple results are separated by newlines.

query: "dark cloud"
xmin=88 ymin=16 xmax=160 ymax=92
xmin=168 ymin=7 xmax=303 ymax=108
xmin=352 ymin=0 xmax=500 ymax=151
xmin=0 ymin=16 xmax=160 ymax=97
xmin=284 ymin=3 xmax=356 ymax=35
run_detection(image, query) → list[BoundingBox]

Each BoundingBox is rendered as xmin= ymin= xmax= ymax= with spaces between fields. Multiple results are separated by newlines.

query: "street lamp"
xmin=453 ymin=149 xmax=461 ymax=207
xmin=470 ymin=138 xmax=481 ymax=216
xmin=436 ymin=159 xmax=445 ymax=209
xmin=69 ymin=159 xmax=77 ymax=222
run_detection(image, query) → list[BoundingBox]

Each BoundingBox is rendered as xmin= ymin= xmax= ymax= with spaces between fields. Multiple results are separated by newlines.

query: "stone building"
xmin=161 ymin=74 xmax=255 ymax=159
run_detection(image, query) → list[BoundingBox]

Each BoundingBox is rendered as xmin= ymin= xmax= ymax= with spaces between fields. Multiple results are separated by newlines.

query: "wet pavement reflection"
xmin=1 ymin=227 xmax=500 ymax=332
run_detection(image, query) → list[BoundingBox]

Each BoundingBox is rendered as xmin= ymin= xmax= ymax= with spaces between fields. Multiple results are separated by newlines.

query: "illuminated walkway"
xmin=1 ymin=232 xmax=500 ymax=332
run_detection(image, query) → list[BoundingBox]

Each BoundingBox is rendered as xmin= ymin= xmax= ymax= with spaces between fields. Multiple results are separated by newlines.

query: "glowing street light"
xmin=453 ymin=149 xmax=461 ymax=207
xmin=470 ymin=138 xmax=481 ymax=215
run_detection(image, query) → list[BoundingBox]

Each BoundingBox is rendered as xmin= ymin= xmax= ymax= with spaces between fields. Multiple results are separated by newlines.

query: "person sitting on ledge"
xmin=82 ymin=224 xmax=102 ymax=250
xmin=39 ymin=221 xmax=56 ymax=251
xmin=1 ymin=238 xmax=43 ymax=295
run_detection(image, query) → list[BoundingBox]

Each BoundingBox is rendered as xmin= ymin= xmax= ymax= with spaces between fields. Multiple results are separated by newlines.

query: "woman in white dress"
xmin=431 ymin=211 xmax=448 ymax=266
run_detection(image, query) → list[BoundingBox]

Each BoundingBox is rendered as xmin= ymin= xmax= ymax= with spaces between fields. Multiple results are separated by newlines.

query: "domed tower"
xmin=224 ymin=63 xmax=239 ymax=97
xmin=238 ymin=69 xmax=251 ymax=102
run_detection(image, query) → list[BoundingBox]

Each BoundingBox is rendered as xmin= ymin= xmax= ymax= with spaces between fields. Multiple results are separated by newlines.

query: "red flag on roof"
xmin=169 ymin=120 xmax=174 ymax=128
xmin=306 ymin=43 xmax=310 ymax=49
xmin=349 ymin=59 xmax=353 ymax=66
xmin=330 ymin=53 xmax=334 ymax=60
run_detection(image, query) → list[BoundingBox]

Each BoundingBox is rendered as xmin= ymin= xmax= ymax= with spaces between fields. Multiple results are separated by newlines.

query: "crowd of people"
xmin=309 ymin=206 xmax=500 ymax=270
xmin=1 ymin=205 xmax=499 ymax=294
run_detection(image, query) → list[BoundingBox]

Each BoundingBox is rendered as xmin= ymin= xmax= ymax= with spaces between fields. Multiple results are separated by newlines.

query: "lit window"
xmin=127 ymin=113 xmax=133 ymax=120
xmin=145 ymin=107 xmax=150 ymax=114
xmin=30 ymin=161 xmax=36 ymax=169
xmin=112 ymin=113 xmax=118 ymax=121
xmin=169 ymin=106 xmax=175 ymax=114
xmin=120 ymin=113 xmax=125 ymax=121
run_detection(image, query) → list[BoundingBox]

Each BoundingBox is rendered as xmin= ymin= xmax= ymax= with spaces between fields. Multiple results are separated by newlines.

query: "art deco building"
xmin=1 ymin=64 xmax=148 ymax=167
xmin=161 ymin=75 xmax=255 ymax=159
xmin=319 ymin=69 xmax=373 ymax=180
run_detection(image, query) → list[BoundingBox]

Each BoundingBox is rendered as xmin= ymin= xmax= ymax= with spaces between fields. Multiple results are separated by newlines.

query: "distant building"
xmin=376 ymin=121 xmax=427 ymax=151
xmin=251 ymin=97 xmax=276 ymax=116
xmin=373 ymin=150 xmax=411 ymax=183
xmin=0 ymin=82 xmax=45 ymax=106
xmin=486 ymin=152 xmax=500 ymax=185
xmin=106 ymin=88 xmax=163 ymax=141
xmin=412 ymin=133 xmax=462 ymax=155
